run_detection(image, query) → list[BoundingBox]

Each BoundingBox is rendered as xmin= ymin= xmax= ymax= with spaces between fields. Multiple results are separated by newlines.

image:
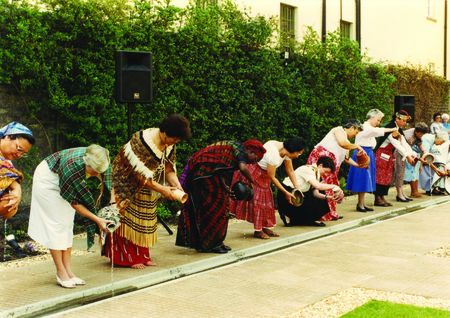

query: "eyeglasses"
xmin=14 ymin=139 xmax=29 ymax=157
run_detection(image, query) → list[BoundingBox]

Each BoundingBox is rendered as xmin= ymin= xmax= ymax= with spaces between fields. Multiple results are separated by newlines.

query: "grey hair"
xmin=83 ymin=144 xmax=110 ymax=173
xmin=442 ymin=113 xmax=450 ymax=121
xmin=366 ymin=108 xmax=384 ymax=120
xmin=435 ymin=131 xmax=449 ymax=141
xmin=414 ymin=122 xmax=429 ymax=133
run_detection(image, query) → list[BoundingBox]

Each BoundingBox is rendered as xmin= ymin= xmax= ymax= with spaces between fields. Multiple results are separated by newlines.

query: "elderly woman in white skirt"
xmin=28 ymin=145 xmax=112 ymax=288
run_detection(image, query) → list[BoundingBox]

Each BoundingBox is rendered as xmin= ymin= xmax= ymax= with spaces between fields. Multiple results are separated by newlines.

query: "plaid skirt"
xmin=229 ymin=164 xmax=276 ymax=230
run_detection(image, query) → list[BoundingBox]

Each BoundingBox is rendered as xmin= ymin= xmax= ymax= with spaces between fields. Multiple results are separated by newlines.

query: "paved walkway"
xmin=1 ymin=190 xmax=449 ymax=317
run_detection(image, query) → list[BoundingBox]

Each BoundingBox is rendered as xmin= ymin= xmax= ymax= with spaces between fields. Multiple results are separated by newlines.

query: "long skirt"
xmin=28 ymin=161 xmax=75 ymax=250
xmin=419 ymin=165 xmax=434 ymax=191
xmin=176 ymin=173 xmax=229 ymax=251
xmin=104 ymin=232 xmax=152 ymax=266
xmin=375 ymin=144 xmax=395 ymax=196
xmin=307 ymin=146 xmax=340 ymax=221
xmin=277 ymin=184 xmax=329 ymax=225
xmin=393 ymin=150 xmax=406 ymax=188
xmin=105 ymin=187 xmax=159 ymax=266
xmin=229 ymin=164 xmax=276 ymax=231
xmin=346 ymin=146 xmax=376 ymax=193
xmin=404 ymin=160 xmax=420 ymax=182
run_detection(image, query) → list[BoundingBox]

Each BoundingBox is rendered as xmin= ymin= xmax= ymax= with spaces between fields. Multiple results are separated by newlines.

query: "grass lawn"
xmin=341 ymin=300 xmax=450 ymax=318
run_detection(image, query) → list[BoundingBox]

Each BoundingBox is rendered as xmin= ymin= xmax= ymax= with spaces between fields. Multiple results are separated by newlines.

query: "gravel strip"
xmin=428 ymin=244 xmax=450 ymax=259
xmin=282 ymin=287 xmax=450 ymax=318
xmin=0 ymin=233 xmax=93 ymax=270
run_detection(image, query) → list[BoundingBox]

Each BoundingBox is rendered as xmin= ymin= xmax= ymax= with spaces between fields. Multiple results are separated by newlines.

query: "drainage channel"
xmin=7 ymin=197 xmax=450 ymax=318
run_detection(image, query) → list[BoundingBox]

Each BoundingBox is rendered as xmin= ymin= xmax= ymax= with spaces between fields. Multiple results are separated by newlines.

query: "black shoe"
xmin=405 ymin=197 xmax=413 ymax=201
xmin=331 ymin=215 xmax=344 ymax=221
xmin=363 ymin=206 xmax=374 ymax=211
xmin=356 ymin=205 xmax=367 ymax=212
xmin=301 ymin=221 xmax=326 ymax=227
xmin=209 ymin=246 xmax=228 ymax=254
xmin=197 ymin=246 xmax=228 ymax=254
xmin=221 ymin=244 xmax=232 ymax=251
xmin=396 ymin=196 xmax=409 ymax=202
xmin=432 ymin=188 xmax=445 ymax=195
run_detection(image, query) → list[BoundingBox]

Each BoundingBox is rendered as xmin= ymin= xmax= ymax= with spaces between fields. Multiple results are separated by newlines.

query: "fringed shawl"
xmin=112 ymin=128 xmax=176 ymax=208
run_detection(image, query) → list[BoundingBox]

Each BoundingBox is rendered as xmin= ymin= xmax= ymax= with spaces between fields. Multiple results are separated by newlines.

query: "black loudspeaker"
xmin=394 ymin=95 xmax=415 ymax=120
xmin=115 ymin=50 xmax=152 ymax=103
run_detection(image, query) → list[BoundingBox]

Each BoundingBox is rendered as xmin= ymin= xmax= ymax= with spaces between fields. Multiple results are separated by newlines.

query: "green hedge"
xmin=0 ymin=0 xmax=400 ymax=168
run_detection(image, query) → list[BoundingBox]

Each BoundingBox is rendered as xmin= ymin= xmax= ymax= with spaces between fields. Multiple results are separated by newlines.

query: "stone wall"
xmin=0 ymin=85 xmax=55 ymax=205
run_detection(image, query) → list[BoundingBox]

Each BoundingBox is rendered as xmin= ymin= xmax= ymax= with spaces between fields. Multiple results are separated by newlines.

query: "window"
xmin=340 ymin=20 xmax=351 ymax=39
xmin=280 ymin=3 xmax=296 ymax=40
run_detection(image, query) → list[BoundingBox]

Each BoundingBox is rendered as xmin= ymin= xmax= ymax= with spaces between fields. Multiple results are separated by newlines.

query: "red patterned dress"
xmin=307 ymin=127 xmax=348 ymax=221
xmin=307 ymin=146 xmax=340 ymax=220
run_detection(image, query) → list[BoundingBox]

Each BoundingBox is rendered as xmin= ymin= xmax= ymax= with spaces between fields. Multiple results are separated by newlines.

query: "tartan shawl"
xmin=45 ymin=147 xmax=112 ymax=249
xmin=181 ymin=141 xmax=247 ymax=189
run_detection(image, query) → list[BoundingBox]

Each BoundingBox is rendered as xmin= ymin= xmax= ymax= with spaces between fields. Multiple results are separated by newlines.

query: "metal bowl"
xmin=291 ymin=189 xmax=304 ymax=207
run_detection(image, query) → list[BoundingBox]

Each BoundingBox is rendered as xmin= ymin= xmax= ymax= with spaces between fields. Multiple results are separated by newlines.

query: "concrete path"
xmin=1 ymin=191 xmax=449 ymax=317
xmin=51 ymin=200 xmax=450 ymax=318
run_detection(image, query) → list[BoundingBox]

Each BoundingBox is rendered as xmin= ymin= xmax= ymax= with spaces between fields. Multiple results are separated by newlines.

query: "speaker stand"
xmin=127 ymin=103 xmax=133 ymax=139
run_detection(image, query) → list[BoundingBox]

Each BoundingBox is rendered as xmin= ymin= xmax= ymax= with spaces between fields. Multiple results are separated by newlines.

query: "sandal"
xmin=253 ymin=231 xmax=270 ymax=239
xmin=262 ymin=228 xmax=280 ymax=237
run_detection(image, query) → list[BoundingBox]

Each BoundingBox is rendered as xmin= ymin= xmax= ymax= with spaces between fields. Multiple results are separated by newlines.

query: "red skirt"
xmin=307 ymin=146 xmax=340 ymax=221
xmin=229 ymin=164 xmax=276 ymax=230
xmin=375 ymin=144 xmax=395 ymax=186
xmin=104 ymin=232 xmax=153 ymax=267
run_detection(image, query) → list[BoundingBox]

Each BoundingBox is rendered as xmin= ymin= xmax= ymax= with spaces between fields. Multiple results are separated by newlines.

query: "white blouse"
xmin=355 ymin=121 xmax=386 ymax=148
xmin=379 ymin=130 xmax=415 ymax=159
xmin=282 ymin=164 xmax=318 ymax=192
xmin=258 ymin=140 xmax=289 ymax=170
xmin=315 ymin=126 xmax=347 ymax=165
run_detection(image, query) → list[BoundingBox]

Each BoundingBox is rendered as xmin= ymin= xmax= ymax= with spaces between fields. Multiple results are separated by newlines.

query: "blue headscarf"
xmin=0 ymin=122 xmax=33 ymax=138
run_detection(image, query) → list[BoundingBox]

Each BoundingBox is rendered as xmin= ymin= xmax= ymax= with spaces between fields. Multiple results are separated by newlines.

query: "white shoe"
xmin=71 ymin=277 xmax=86 ymax=285
xmin=56 ymin=275 xmax=76 ymax=288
